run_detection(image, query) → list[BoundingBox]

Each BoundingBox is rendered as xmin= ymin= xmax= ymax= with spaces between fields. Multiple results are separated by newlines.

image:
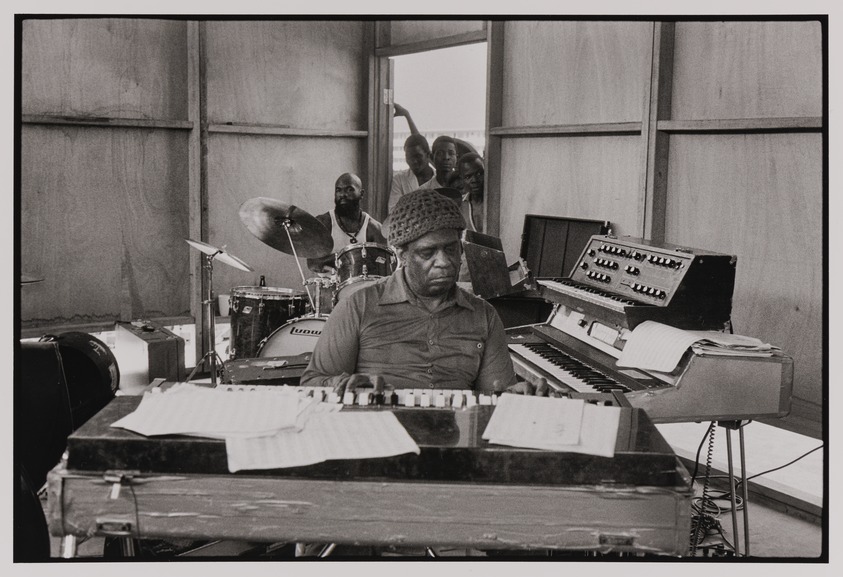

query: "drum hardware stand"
xmin=184 ymin=239 xmax=254 ymax=385
xmin=186 ymin=251 xmax=225 ymax=386
xmin=280 ymin=218 xmax=317 ymax=311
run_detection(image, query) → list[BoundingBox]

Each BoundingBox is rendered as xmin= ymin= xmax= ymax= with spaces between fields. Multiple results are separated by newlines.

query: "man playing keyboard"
xmin=301 ymin=188 xmax=542 ymax=399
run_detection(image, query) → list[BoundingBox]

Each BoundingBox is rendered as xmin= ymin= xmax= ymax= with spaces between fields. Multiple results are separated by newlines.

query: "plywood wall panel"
xmin=501 ymin=21 xmax=652 ymax=127
xmin=671 ymin=21 xmax=822 ymax=120
xmin=20 ymin=125 xmax=191 ymax=326
xmin=21 ymin=18 xmax=188 ymax=120
xmin=498 ymin=136 xmax=642 ymax=261
xmin=665 ymin=133 xmax=822 ymax=406
xmin=204 ymin=21 xmax=367 ymax=129
xmin=206 ymin=134 xmax=365 ymax=296
xmin=388 ymin=20 xmax=484 ymax=46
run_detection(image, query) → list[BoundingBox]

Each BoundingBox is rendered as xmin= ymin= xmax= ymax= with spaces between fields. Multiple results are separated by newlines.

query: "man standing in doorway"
xmin=387 ymin=132 xmax=435 ymax=214
xmin=419 ymin=135 xmax=461 ymax=190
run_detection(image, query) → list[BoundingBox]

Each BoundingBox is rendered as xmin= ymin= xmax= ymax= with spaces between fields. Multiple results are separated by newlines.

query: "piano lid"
xmin=65 ymin=396 xmax=685 ymax=488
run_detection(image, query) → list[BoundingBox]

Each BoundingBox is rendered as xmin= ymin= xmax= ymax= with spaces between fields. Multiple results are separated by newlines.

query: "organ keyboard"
xmin=216 ymin=383 xmax=502 ymax=408
xmin=536 ymin=235 xmax=737 ymax=331
xmin=509 ymin=235 xmax=793 ymax=423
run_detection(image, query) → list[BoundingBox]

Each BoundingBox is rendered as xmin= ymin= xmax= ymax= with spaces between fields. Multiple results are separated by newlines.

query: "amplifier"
xmin=114 ymin=321 xmax=185 ymax=394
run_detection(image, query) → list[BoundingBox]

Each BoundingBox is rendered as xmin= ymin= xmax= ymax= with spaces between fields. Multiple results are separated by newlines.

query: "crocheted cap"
xmin=388 ymin=188 xmax=466 ymax=247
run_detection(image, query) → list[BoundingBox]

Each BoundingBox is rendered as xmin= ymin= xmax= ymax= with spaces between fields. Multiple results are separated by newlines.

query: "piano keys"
xmin=215 ymin=383 xmax=499 ymax=409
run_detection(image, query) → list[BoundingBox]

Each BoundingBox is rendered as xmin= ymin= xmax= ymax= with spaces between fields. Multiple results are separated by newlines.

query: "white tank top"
xmin=329 ymin=209 xmax=370 ymax=250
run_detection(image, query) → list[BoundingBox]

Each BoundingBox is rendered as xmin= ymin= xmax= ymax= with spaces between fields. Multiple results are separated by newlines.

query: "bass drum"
xmin=229 ymin=286 xmax=309 ymax=359
xmin=257 ymin=316 xmax=328 ymax=358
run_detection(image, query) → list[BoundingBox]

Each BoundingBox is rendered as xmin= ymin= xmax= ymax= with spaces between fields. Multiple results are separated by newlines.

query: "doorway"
xmin=390 ymin=43 xmax=488 ymax=173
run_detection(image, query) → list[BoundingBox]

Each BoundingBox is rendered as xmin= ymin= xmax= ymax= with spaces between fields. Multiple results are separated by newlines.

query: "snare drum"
xmin=303 ymin=277 xmax=336 ymax=316
xmin=229 ymin=286 xmax=309 ymax=359
xmin=257 ymin=316 xmax=328 ymax=358
xmin=334 ymin=243 xmax=396 ymax=301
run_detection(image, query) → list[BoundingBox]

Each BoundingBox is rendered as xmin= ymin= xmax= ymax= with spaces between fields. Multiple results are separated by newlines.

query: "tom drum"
xmin=334 ymin=243 xmax=396 ymax=302
xmin=229 ymin=286 xmax=308 ymax=359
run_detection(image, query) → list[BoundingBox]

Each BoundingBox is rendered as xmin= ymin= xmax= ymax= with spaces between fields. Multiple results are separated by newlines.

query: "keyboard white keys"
xmin=508 ymin=343 xmax=601 ymax=393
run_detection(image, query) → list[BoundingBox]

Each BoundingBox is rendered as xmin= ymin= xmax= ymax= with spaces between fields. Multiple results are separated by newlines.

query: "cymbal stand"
xmin=186 ymin=251 xmax=224 ymax=386
xmin=281 ymin=219 xmax=316 ymax=311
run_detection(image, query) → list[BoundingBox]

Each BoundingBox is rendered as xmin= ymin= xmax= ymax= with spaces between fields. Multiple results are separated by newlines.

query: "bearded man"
xmin=306 ymin=173 xmax=387 ymax=274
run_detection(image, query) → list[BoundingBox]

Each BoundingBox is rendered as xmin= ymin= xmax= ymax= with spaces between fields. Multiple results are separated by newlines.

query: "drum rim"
xmin=303 ymin=277 xmax=336 ymax=287
xmin=336 ymin=275 xmax=384 ymax=292
xmin=335 ymin=242 xmax=394 ymax=258
xmin=230 ymin=285 xmax=306 ymax=298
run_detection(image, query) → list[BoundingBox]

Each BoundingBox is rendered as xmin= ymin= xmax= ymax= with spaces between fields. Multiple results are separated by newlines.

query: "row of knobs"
xmin=631 ymin=283 xmax=666 ymax=299
xmin=591 ymin=245 xmax=682 ymax=268
xmin=593 ymin=257 xmax=618 ymax=270
xmin=598 ymin=244 xmax=628 ymax=257
xmin=586 ymin=270 xmax=612 ymax=283
xmin=647 ymin=254 xmax=680 ymax=268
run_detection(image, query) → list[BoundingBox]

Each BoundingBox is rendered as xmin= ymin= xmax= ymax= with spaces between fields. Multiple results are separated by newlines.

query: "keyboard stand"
xmin=717 ymin=420 xmax=751 ymax=557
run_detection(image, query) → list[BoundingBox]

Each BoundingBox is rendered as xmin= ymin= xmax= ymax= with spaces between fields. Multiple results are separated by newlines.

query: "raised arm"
xmin=393 ymin=103 xmax=420 ymax=136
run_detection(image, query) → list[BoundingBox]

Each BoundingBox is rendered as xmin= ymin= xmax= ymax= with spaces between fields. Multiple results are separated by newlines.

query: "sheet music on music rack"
xmin=482 ymin=395 xmax=620 ymax=458
xmin=110 ymin=383 xmax=303 ymax=437
xmin=616 ymin=321 xmax=781 ymax=374
xmin=110 ymin=383 xmax=421 ymax=472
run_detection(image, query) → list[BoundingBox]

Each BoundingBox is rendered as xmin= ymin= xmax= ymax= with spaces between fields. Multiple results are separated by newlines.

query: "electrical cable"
xmin=738 ymin=444 xmax=823 ymax=487
xmin=690 ymin=422 xmax=717 ymax=555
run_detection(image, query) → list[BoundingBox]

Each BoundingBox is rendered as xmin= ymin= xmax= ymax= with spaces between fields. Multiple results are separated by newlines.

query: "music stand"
xmin=185 ymin=240 xmax=254 ymax=386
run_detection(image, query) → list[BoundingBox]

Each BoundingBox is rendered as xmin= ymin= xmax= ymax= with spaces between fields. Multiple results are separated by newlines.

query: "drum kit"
xmin=185 ymin=198 xmax=397 ymax=382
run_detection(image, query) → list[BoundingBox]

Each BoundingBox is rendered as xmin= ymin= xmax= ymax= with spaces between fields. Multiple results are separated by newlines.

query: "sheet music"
xmin=226 ymin=411 xmax=420 ymax=472
xmin=110 ymin=385 xmax=301 ymax=437
xmin=616 ymin=321 xmax=700 ymax=372
xmin=482 ymin=395 xmax=619 ymax=458
xmin=482 ymin=395 xmax=585 ymax=447
xmin=617 ymin=321 xmax=779 ymax=373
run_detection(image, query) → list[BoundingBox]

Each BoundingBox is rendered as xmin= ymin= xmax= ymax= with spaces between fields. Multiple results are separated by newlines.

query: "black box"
xmin=519 ymin=215 xmax=610 ymax=278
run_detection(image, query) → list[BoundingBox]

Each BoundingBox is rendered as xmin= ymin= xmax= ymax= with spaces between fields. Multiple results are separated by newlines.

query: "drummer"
xmin=306 ymin=173 xmax=387 ymax=275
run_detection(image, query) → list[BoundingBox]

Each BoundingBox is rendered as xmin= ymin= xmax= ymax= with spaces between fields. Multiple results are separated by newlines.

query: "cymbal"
xmin=239 ymin=197 xmax=333 ymax=258
xmin=185 ymin=239 xmax=255 ymax=272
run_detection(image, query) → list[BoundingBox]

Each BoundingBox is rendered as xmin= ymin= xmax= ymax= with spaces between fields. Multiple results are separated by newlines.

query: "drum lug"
xmin=362 ymin=264 xmax=368 ymax=277
xmin=361 ymin=246 xmax=367 ymax=258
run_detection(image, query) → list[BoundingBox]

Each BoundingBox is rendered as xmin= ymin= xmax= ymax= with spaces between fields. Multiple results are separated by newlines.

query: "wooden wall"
xmin=20 ymin=19 xmax=192 ymax=327
xmin=487 ymin=19 xmax=824 ymax=437
xmin=20 ymin=19 xmax=371 ymax=331
xmin=492 ymin=21 xmax=653 ymax=259
xmin=663 ymin=22 xmax=823 ymax=435
xmin=202 ymin=20 xmax=369 ymax=296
